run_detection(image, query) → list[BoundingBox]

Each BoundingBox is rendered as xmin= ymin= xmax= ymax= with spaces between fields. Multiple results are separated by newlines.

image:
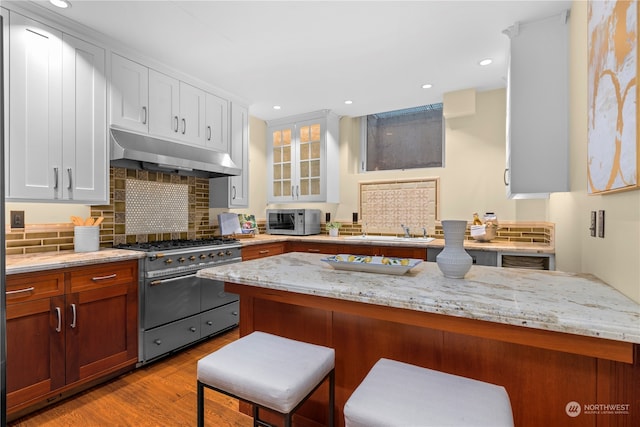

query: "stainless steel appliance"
xmin=266 ymin=209 xmax=322 ymax=235
xmin=116 ymin=238 xmax=241 ymax=365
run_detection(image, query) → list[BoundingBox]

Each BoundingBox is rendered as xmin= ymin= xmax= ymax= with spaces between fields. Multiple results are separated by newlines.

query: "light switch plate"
xmin=590 ymin=211 xmax=596 ymax=237
xmin=597 ymin=210 xmax=605 ymax=238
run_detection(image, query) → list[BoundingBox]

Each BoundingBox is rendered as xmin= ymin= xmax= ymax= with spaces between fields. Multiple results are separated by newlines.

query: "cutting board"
xmin=218 ymin=213 xmax=241 ymax=236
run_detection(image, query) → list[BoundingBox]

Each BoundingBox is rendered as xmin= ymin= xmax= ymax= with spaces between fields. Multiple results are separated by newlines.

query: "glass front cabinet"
xmin=267 ymin=110 xmax=339 ymax=203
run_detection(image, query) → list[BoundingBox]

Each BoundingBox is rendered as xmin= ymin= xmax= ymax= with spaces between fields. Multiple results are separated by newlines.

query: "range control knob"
xmin=189 ymin=256 xmax=196 ymax=261
xmin=218 ymin=251 xmax=225 ymax=257
xmin=199 ymin=254 xmax=207 ymax=260
xmin=225 ymin=250 xmax=233 ymax=256
xmin=164 ymin=258 xmax=173 ymax=264
xmin=178 ymin=257 xmax=186 ymax=263
xmin=208 ymin=253 xmax=216 ymax=258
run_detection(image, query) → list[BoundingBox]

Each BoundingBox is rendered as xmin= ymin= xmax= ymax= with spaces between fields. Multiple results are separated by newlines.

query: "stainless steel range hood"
xmin=110 ymin=127 xmax=241 ymax=178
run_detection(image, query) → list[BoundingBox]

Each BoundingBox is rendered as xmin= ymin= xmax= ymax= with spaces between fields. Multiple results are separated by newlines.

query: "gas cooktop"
xmin=115 ymin=238 xmax=239 ymax=252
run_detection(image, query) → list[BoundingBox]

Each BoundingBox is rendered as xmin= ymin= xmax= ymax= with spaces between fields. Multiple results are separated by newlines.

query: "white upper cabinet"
xmin=267 ymin=110 xmax=339 ymax=203
xmin=110 ymin=53 xmax=149 ymax=133
xmin=62 ymin=33 xmax=107 ymax=203
xmin=148 ymin=69 xmax=179 ymax=138
xmin=209 ymin=102 xmax=248 ymax=208
xmin=177 ymin=80 xmax=206 ymax=146
xmin=8 ymin=12 xmax=62 ymax=201
xmin=7 ymin=12 xmax=107 ymax=203
xmin=205 ymin=92 xmax=229 ymax=152
xmin=504 ymin=11 xmax=570 ymax=199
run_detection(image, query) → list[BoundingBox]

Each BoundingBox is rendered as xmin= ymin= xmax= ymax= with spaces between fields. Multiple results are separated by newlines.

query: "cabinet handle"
xmin=142 ymin=106 xmax=147 ymax=124
xmin=55 ymin=307 xmax=62 ymax=333
xmin=53 ymin=167 xmax=59 ymax=190
xmin=232 ymin=311 xmax=238 ymax=316
xmin=189 ymin=327 xmax=197 ymax=333
xmin=258 ymin=250 xmax=269 ymax=254
xmin=154 ymin=339 xmax=162 ymax=345
xmin=174 ymin=116 xmax=179 ymax=132
xmin=70 ymin=303 xmax=77 ymax=328
xmin=206 ymin=321 xmax=213 ymax=326
xmin=307 ymin=249 xmax=321 ymax=253
xmin=296 ymin=185 xmax=299 ymax=198
xmin=291 ymin=185 xmax=295 ymax=200
xmin=504 ymin=168 xmax=509 ymax=186
xmin=67 ymin=168 xmax=72 ymax=190
xmin=207 ymin=125 xmax=212 ymax=141
xmin=91 ymin=273 xmax=117 ymax=281
xmin=6 ymin=286 xmax=35 ymax=295
xmin=232 ymin=186 xmax=237 ymax=200
xmin=182 ymin=118 xmax=186 ymax=135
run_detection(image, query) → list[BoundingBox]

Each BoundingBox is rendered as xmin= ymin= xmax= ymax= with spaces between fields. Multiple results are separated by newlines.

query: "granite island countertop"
xmin=5 ymin=249 xmax=145 ymax=275
xmin=198 ymin=252 xmax=640 ymax=344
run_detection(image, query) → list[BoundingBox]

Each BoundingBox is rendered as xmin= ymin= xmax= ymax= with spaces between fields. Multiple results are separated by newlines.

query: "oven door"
xmin=144 ymin=273 xmax=200 ymax=329
xmin=201 ymin=278 xmax=238 ymax=311
xmin=266 ymin=211 xmax=298 ymax=235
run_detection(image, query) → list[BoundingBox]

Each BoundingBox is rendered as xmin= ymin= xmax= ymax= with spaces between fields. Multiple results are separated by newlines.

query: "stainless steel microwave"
xmin=266 ymin=209 xmax=322 ymax=235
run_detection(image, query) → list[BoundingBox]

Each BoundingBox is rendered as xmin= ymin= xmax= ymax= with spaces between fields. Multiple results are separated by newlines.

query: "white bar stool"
xmin=197 ymin=331 xmax=335 ymax=427
xmin=344 ymin=358 xmax=514 ymax=427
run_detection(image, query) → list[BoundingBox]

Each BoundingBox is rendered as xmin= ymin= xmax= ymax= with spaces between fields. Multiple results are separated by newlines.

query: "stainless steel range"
xmin=116 ymin=238 xmax=241 ymax=365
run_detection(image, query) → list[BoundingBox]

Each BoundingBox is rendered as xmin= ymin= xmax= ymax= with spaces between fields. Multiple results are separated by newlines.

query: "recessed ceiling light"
xmin=344 ymin=100 xmax=353 ymax=105
xmin=50 ymin=0 xmax=71 ymax=8
xmin=273 ymin=105 xmax=281 ymax=110
xmin=479 ymin=58 xmax=493 ymax=66
xmin=421 ymin=84 xmax=432 ymax=89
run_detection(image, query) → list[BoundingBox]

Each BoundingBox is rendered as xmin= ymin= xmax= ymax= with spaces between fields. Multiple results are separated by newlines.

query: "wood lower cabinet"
xmin=287 ymin=241 xmax=338 ymax=254
xmin=5 ymin=260 xmax=138 ymax=417
xmin=286 ymin=241 xmax=428 ymax=260
xmin=242 ymin=242 xmax=286 ymax=260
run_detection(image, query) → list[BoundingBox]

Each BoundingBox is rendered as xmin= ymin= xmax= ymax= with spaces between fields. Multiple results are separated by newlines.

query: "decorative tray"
xmin=321 ymin=254 xmax=422 ymax=275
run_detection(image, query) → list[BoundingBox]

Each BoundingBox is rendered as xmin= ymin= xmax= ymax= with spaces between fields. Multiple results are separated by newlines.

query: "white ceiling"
xmin=26 ymin=0 xmax=572 ymax=121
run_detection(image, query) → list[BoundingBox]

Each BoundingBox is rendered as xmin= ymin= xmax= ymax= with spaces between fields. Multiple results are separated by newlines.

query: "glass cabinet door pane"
xmin=310 ymin=160 xmax=320 ymax=177
xmin=310 ymin=178 xmax=320 ymax=195
xmin=300 ymin=161 xmax=309 ymax=178
xmin=300 ymin=179 xmax=309 ymax=196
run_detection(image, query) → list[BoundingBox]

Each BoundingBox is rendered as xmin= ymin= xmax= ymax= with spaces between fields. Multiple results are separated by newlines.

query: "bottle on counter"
xmin=472 ymin=213 xmax=483 ymax=225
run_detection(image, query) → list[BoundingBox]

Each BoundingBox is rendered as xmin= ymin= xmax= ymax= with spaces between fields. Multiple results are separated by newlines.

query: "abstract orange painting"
xmin=588 ymin=0 xmax=638 ymax=194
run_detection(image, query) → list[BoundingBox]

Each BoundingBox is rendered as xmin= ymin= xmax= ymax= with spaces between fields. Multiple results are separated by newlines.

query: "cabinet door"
xmin=110 ymin=53 xmax=149 ymax=132
xmin=148 ymin=69 xmax=180 ymax=139
xmin=296 ymin=120 xmax=324 ymax=201
xmin=6 ymin=296 xmax=66 ymax=411
xmin=178 ymin=81 xmax=206 ymax=145
xmin=62 ymin=34 xmax=107 ymax=203
xmin=205 ymin=92 xmax=229 ymax=152
xmin=268 ymin=124 xmax=295 ymax=202
xmin=65 ymin=281 xmax=138 ymax=384
xmin=229 ymin=103 xmax=249 ymax=207
xmin=8 ymin=12 xmax=63 ymax=200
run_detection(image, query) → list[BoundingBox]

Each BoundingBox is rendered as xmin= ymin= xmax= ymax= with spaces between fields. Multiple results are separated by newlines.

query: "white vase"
xmin=436 ymin=220 xmax=472 ymax=278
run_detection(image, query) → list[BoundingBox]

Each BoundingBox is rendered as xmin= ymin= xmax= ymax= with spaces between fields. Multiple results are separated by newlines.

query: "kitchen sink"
xmin=344 ymin=235 xmax=435 ymax=243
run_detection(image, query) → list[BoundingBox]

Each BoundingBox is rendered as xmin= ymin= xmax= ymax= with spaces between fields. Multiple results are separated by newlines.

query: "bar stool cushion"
xmin=197 ymin=331 xmax=335 ymax=414
xmin=344 ymin=358 xmax=514 ymax=427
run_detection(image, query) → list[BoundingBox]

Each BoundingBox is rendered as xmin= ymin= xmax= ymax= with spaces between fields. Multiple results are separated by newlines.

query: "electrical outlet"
xmin=589 ymin=211 xmax=597 ymax=237
xmin=598 ymin=210 xmax=605 ymax=238
xmin=11 ymin=211 xmax=25 ymax=229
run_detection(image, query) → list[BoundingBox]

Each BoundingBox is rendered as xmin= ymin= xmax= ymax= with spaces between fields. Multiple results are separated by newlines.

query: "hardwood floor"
xmin=8 ymin=328 xmax=252 ymax=427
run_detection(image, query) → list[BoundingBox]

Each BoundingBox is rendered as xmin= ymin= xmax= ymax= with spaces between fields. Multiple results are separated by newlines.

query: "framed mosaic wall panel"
xmin=588 ymin=0 xmax=639 ymax=194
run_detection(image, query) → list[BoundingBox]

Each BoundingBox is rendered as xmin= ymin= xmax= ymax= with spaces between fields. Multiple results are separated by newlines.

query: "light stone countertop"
xmin=197 ymin=252 xmax=640 ymax=344
xmin=5 ymin=249 xmax=145 ymax=275
xmin=238 ymin=234 xmax=555 ymax=254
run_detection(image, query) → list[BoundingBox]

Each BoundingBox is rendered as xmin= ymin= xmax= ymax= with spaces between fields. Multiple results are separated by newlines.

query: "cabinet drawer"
xmin=200 ymin=301 xmax=239 ymax=338
xmin=242 ymin=243 xmax=285 ymax=260
xmin=68 ymin=260 xmax=137 ymax=293
xmin=143 ymin=316 xmax=201 ymax=362
xmin=288 ymin=242 xmax=337 ymax=254
xmin=6 ymin=271 xmax=65 ymax=304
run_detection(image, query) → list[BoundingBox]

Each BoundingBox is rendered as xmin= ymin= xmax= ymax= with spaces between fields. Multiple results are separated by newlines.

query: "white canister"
xmin=74 ymin=226 xmax=100 ymax=252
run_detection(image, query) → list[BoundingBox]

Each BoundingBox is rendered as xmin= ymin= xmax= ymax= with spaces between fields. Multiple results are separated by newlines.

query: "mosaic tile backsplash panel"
xmin=360 ymin=178 xmax=439 ymax=235
xmin=125 ymin=179 xmax=188 ymax=234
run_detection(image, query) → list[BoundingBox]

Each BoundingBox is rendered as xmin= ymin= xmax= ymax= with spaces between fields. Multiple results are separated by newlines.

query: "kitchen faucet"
xmin=422 ymin=227 xmax=428 ymax=239
xmin=401 ymin=224 xmax=411 ymax=238
xmin=362 ymin=222 xmax=368 ymax=237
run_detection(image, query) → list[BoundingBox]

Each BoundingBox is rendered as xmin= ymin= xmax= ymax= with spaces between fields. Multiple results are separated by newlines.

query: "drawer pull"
xmin=92 ymin=273 xmax=117 ymax=281
xmin=154 ymin=339 xmax=162 ymax=345
xmin=6 ymin=286 xmax=35 ymax=295
xmin=189 ymin=327 xmax=197 ymax=333
xmin=70 ymin=303 xmax=77 ymax=328
xmin=55 ymin=307 xmax=62 ymax=333
xmin=258 ymin=250 xmax=269 ymax=254
xmin=307 ymin=249 xmax=321 ymax=253
xmin=232 ymin=311 xmax=238 ymax=316
xmin=206 ymin=321 xmax=213 ymax=326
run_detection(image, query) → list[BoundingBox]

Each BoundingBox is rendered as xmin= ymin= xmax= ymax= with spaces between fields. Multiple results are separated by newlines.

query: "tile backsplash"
xmin=125 ymin=179 xmax=189 ymax=235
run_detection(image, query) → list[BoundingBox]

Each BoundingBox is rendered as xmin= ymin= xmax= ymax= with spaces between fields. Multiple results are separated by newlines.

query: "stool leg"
xmin=328 ymin=370 xmax=335 ymax=427
xmin=197 ymin=381 xmax=204 ymax=427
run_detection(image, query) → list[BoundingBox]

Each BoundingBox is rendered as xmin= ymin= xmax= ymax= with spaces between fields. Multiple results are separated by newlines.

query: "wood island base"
xmin=226 ymin=282 xmax=640 ymax=427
